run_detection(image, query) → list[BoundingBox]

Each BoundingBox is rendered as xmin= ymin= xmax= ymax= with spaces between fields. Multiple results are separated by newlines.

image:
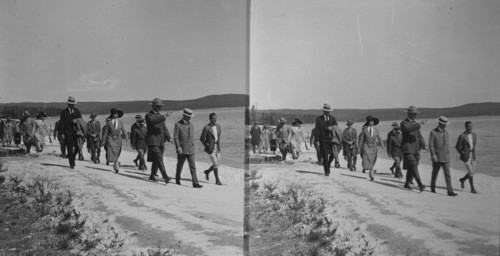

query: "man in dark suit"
xmin=429 ymin=116 xmax=457 ymax=196
xmin=174 ymin=108 xmax=202 ymax=188
xmin=400 ymin=106 xmax=427 ymax=191
xmin=59 ymin=96 xmax=82 ymax=169
xmin=86 ymin=113 xmax=101 ymax=164
xmin=131 ymin=115 xmax=148 ymax=171
xmin=145 ymin=98 xmax=172 ymax=184
xmin=200 ymin=113 xmax=222 ymax=185
xmin=456 ymin=121 xmax=477 ymax=194
xmin=387 ymin=122 xmax=403 ymax=179
xmin=314 ymin=104 xmax=338 ymax=176
xmin=342 ymin=120 xmax=357 ymax=171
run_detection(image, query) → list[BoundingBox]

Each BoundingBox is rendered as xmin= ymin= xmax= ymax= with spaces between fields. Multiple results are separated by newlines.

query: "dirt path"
xmin=3 ymin=144 xmax=244 ymax=256
xmin=251 ymin=150 xmax=499 ymax=256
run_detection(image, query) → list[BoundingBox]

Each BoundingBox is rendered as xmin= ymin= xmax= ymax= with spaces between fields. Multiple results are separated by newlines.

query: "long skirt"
xmin=361 ymin=146 xmax=377 ymax=170
xmin=106 ymin=142 xmax=122 ymax=162
xmin=34 ymin=133 xmax=45 ymax=152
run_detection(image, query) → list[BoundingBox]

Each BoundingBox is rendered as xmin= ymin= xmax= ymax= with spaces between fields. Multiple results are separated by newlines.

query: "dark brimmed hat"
xmin=36 ymin=111 xmax=47 ymax=118
xmin=292 ymin=118 xmax=303 ymax=125
xmin=322 ymin=103 xmax=332 ymax=112
xmin=67 ymin=96 xmax=77 ymax=105
xmin=90 ymin=112 xmax=98 ymax=118
xmin=150 ymin=98 xmax=164 ymax=106
xmin=392 ymin=122 xmax=400 ymax=128
xmin=438 ymin=116 xmax=448 ymax=125
xmin=406 ymin=105 xmax=419 ymax=114
xmin=183 ymin=108 xmax=194 ymax=117
xmin=135 ymin=114 xmax=144 ymax=121
xmin=364 ymin=115 xmax=379 ymax=126
xmin=108 ymin=108 xmax=123 ymax=119
xmin=346 ymin=120 xmax=354 ymax=125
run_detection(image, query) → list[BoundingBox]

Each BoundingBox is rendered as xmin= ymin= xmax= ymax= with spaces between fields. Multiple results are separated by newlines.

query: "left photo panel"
xmin=0 ymin=1 xmax=248 ymax=255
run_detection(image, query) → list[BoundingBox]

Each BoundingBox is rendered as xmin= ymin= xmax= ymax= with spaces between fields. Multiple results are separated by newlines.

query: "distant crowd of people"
xmin=249 ymin=104 xmax=478 ymax=196
xmin=5 ymin=96 xmax=225 ymax=188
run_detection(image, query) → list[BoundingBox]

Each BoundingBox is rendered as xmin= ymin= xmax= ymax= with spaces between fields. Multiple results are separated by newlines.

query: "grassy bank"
xmin=246 ymin=169 xmax=375 ymax=256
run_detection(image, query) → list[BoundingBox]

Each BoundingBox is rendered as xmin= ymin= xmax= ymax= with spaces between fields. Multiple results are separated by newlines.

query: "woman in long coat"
xmin=358 ymin=115 xmax=384 ymax=181
xmin=102 ymin=108 xmax=127 ymax=173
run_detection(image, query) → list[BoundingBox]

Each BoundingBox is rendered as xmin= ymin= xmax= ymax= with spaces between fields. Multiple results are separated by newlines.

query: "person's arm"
xmin=174 ymin=123 xmax=182 ymax=154
xmin=101 ymin=123 xmax=108 ymax=147
xmin=120 ymin=120 xmax=128 ymax=141
xmin=130 ymin=127 xmax=136 ymax=150
xmin=164 ymin=124 xmax=171 ymax=143
xmin=401 ymin=120 xmax=421 ymax=133
xmin=314 ymin=118 xmax=321 ymax=145
xmin=455 ymin=134 xmax=463 ymax=154
xmin=387 ymin=133 xmax=393 ymax=157
xmin=429 ymin=131 xmax=436 ymax=162
xmin=147 ymin=113 xmax=166 ymax=124
xmin=54 ymin=122 xmax=59 ymax=138
xmin=358 ymin=129 xmax=365 ymax=153
xmin=200 ymin=126 xmax=208 ymax=146
xmin=376 ymin=128 xmax=384 ymax=149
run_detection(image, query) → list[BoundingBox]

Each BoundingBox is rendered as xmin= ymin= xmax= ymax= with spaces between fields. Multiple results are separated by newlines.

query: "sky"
xmin=0 ymin=0 xmax=247 ymax=103
xmin=250 ymin=0 xmax=500 ymax=109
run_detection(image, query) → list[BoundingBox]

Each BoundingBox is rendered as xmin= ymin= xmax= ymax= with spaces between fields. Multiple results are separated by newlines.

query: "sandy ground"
xmin=250 ymin=148 xmax=500 ymax=256
xmin=2 ymin=144 xmax=244 ymax=256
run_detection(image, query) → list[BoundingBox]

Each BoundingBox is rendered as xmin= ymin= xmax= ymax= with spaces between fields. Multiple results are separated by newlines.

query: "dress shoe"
xmin=165 ymin=177 xmax=171 ymax=184
xmin=204 ymin=170 xmax=210 ymax=181
xmin=176 ymin=181 xmax=181 ymax=185
xmin=419 ymin=185 xmax=426 ymax=192
xmin=431 ymin=188 xmax=436 ymax=193
xmin=216 ymin=180 xmax=222 ymax=185
xmin=70 ymin=165 xmax=75 ymax=169
xmin=448 ymin=192 xmax=458 ymax=197
xmin=78 ymin=155 xmax=84 ymax=161
xmin=149 ymin=177 xmax=158 ymax=182
xmin=390 ymin=166 xmax=395 ymax=174
xmin=404 ymin=184 xmax=412 ymax=190
xmin=471 ymin=189 xmax=477 ymax=194
xmin=325 ymin=173 xmax=330 ymax=177
xmin=114 ymin=163 xmax=119 ymax=173
xmin=133 ymin=159 xmax=138 ymax=167
xmin=193 ymin=184 xmax=203 ymax=188
xmin=459 ymin=178 xmax=465 ymax=189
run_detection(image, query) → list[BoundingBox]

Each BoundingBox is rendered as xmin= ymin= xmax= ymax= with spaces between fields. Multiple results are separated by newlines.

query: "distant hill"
xmin=255 ymin=102 xmax=500 ymax=124
xmin=0 ymin=94 xmax=248 ymax=118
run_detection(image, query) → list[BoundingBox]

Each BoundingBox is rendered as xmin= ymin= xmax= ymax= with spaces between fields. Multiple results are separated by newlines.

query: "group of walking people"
xmin=15 ymin=96 xmax=225 ymax=189
xmin=1 ymin=111 xmax=52 ymax=153
xmin=253 ymin=103 xmax=479 ymax=196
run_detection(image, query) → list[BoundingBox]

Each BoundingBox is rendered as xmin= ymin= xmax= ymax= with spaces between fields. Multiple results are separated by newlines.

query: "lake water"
xmin=44 ymin=107 xmax=246 ymax=169
xmin=299 ymin=115 xmax=500 ymax=177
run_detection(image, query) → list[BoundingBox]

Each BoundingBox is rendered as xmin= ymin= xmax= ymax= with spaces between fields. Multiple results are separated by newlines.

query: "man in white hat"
xmin=314 ymin=104 xmax=338 ymax=176
xmin=145 ymin=98 xmax=172 ymax=184
xmin=174 ymin=108 xmax=202 ymax=188
xmin=429 ymin=116 xmax=457 ymax=196
xmin=400 ymin=105 xmax=427 ymax=191
xmin=59 ymin=96 xmax=82 ymax=169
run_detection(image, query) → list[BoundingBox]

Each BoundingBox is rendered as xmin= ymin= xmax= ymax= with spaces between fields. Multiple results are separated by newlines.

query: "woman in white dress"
xmin=34 ymin=112 xmax=50 ymax=152
xmin=288 ymin=118 xmax=309 ymax=160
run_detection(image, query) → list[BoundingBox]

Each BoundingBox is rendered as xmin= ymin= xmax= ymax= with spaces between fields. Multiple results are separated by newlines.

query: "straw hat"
xmin=21 ymin=110 xmax=30 ymax=117
xmin=279 ymin=117 xmax=286 ymax=123
xmin=392 ymin=122 xmax=400 ymax=128
xmin=135 ymin=114 xmax=144 ymax=121
xmin=438 ymin=116 xmax=449 ymax=125
xmin=322 ymin=103 xmax=332 ymax=112
xmin=183 ymin=108 xmax=194 ymax=117
xmin=67 ymin=96 xmax=77 ymax=105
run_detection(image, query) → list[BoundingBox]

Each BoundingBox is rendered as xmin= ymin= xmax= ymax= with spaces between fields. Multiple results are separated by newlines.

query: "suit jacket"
xmin=59 ymin=107 xmax=82 ymax=137
xmin=101 ymin=119 xmax=126 ymax=147
xmin=455 ymin=131 xmax=477 ymax=162
xmin=400 ymin=118 xmax=426 ymax=155
xmin=200 ymin=123 xmax=222 ymax=154
xmin=429 ymin=127 xmax=450 ymax=163
xmin=86 ymin=120 xmax=101 ymax=141
xmin=342 ymin=127 xmax=358 ymax=149
xmin=145 ymin=110 xmax=171 ymax=147
xmin=387 ymin=130 xmax=403 ymax=157
xmin=131 ymin=122 xmax=148 ymax=149
xmin=314 ymin=115 xmax=338 ymax=145
xmin=174 ymin=119 xmax=195 ymax=155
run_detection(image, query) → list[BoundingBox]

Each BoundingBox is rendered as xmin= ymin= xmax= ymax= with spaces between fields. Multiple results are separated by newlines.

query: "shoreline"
xmin=1 ymin=144 xmax=245 ymax=256
xmin=248 ymin=149 xmax=500 ymax=255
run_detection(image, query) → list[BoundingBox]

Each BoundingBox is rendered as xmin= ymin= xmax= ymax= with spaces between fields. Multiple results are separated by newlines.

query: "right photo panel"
xmin=246 ymin=1 xmax=500 ymax=255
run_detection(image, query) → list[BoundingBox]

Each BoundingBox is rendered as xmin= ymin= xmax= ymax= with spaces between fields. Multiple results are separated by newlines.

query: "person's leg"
xmin=394 ymin=157 xmax=402 ymax=178
xmin=212 ymin=150 xmax=222 ymax=185
xmin=186 ymin=154 xmax=201 ymax=187
xmin=430 ymin=162 xmax=440 ymax=192
xmin=150 ymin=161 xmax=158 ymax=180
xmin=138 ymin=148 xmax=146 ymax=170
xmin=442 ymin=162 xmax=455 ymax=195
xmin=314 ymin=144 xmax=322 ymax=164
xmin=320 ymin=143 xmax=330 ymax=175
xmin=176 ymin=154 xmax=187 ymax=184
xmin=65 ymin=136 xmax=76 ymax=168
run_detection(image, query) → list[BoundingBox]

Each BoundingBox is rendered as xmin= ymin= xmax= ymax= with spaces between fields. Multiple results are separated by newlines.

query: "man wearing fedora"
xmin=342 ymin=120 xmax=358 ymax=171
xmin=145 ymin=98 xmax=172 ymax=183
xmin=86 ymin=113 xmax=101 ymax=164
xmin=19 ymin=111 xmax=37 ymax=154
xmin=174 ymin=108 xmax=202 ymax=188
xmin=387 ymin=122 xmax=403 ymax=179
xmin=400 ymin=106 xmax=427 ymax=191
xmin=102 ymin=108 xmax=127 ymax=173
xmin=131 ymin=114 xmax=148 ymax=171
xmin=200 ymin=112 xmax=222 ymax=185
xmin=314 ymin=104 xmax=338 ymax=176
xmin=456 ymin=121 xmax=478 ymax=194
xmin=59 ymin=96 xmax=82 ymax=169
xmin=428 ymin=116 xmax=457 ymax=196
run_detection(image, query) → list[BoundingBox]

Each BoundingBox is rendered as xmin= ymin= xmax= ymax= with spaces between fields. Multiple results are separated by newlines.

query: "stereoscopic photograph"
xmin=1 ymin=0 xmax=499 ymax=256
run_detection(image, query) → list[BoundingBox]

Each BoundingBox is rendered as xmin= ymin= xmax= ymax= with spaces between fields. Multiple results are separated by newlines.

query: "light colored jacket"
xmin=174 ymin=119 xmax=195 ymax=155
xmin=429 ymin=127 xmax=450 ymax=162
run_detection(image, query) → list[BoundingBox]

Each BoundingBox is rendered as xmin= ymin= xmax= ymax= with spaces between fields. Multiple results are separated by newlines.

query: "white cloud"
xmin=67 ymin=72 xmax=119 ymax=92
